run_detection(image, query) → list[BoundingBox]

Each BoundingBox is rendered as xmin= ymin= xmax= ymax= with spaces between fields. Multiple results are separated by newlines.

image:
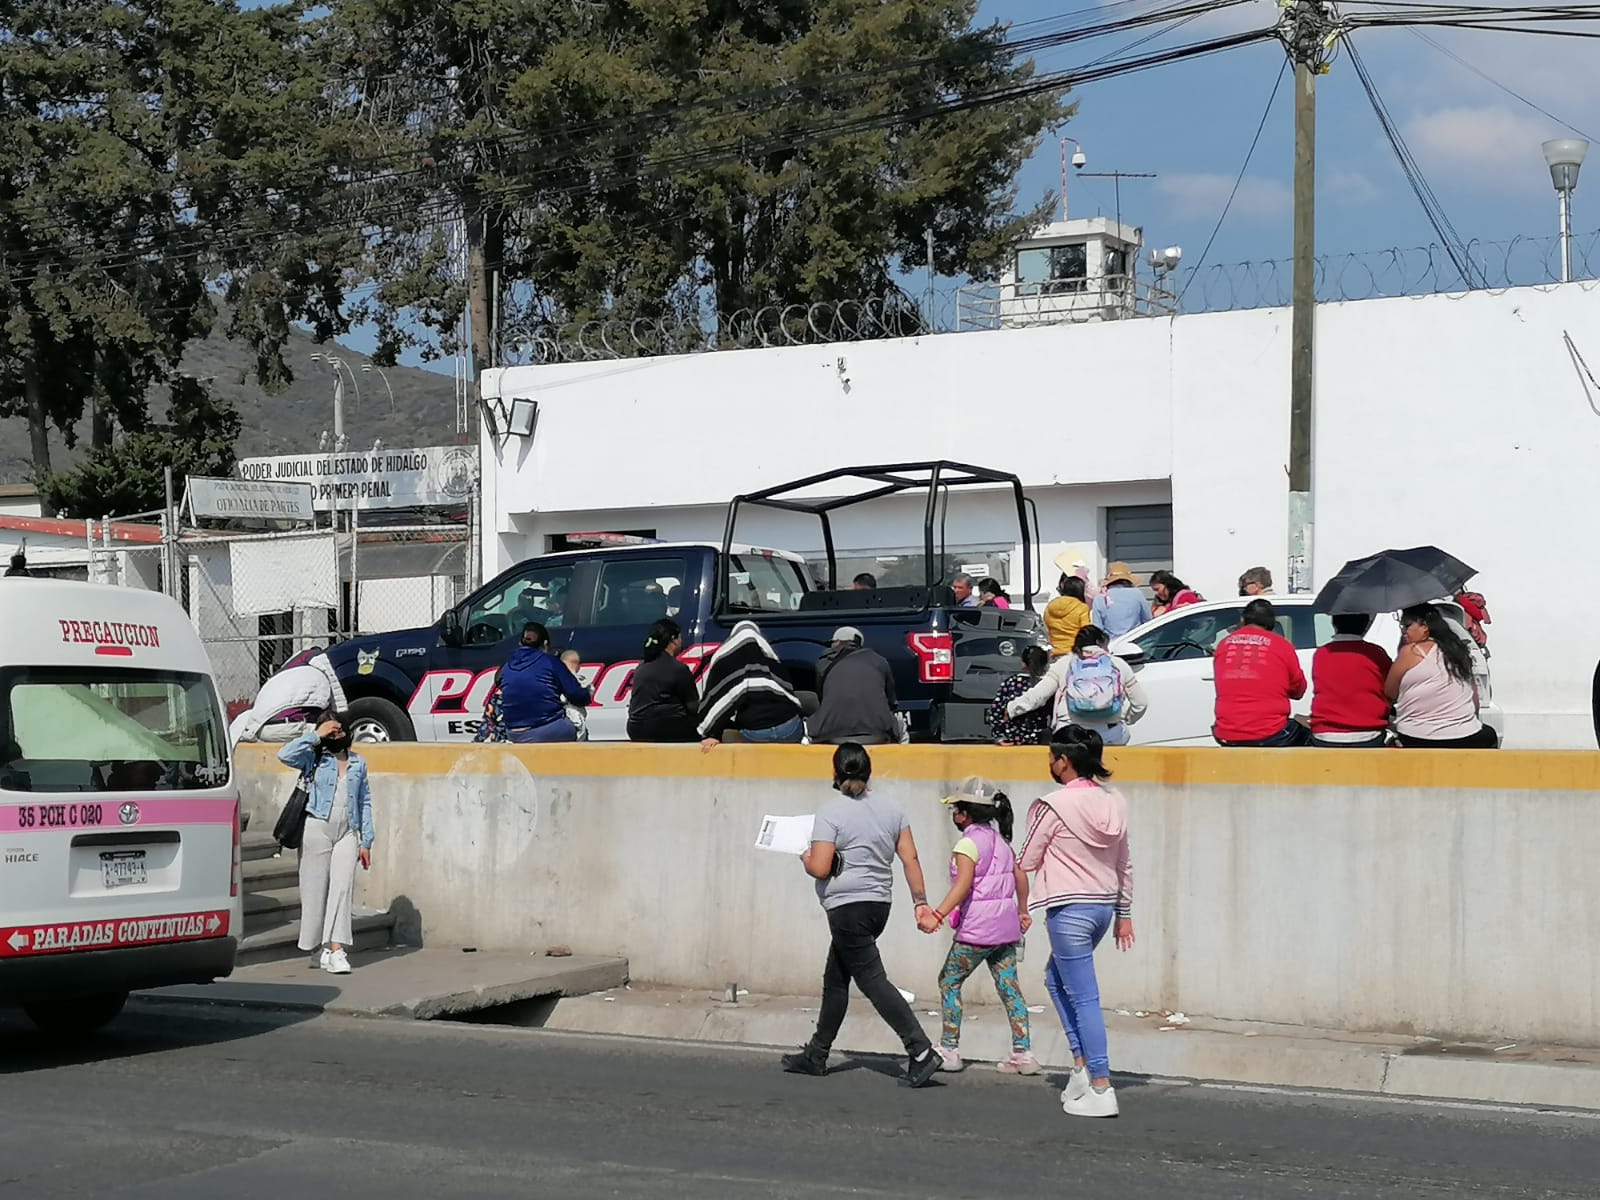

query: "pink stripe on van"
xmin=0 ymin=796 xmax=236 ymax=834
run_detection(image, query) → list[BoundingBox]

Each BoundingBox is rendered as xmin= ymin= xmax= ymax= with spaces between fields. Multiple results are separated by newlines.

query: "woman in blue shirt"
xmin=499 ymin=622 xmax=592 ymax=743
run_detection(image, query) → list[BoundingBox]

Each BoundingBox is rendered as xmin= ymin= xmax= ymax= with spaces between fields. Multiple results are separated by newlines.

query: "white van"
xmin=0 ymin=580 xmax=240 ymax=1033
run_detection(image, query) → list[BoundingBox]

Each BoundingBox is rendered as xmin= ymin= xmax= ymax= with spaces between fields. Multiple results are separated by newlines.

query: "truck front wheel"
xmin=346 ymin=697 xmax=416 ymax=744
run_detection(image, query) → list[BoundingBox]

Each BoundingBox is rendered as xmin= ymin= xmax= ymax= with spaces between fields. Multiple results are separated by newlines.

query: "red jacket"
xmin=1310 ymin=637 xmax=1394 ymax=734
xmin=1213 ymin=626 xmax=1307 ymax=742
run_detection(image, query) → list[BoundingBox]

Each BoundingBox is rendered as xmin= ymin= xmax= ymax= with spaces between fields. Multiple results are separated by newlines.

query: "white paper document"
xmin=754 ymin=814 xmax=815 ymax=856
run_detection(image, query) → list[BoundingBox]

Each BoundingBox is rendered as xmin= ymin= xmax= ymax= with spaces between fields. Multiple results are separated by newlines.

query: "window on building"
xmin=1106 ymin=503 xmax=1173 ymax=586
xmin=1015 ymin=244 xmax=1088 ymax=296
xmin=1104 ymin=247 xmax=1128 ymax=280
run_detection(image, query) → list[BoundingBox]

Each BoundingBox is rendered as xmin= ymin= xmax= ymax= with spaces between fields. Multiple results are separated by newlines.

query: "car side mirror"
xmin=1116 ymin=643 xmax=1146 ymax=665
xmin=439 ymin=610 xmax=464 ymax=648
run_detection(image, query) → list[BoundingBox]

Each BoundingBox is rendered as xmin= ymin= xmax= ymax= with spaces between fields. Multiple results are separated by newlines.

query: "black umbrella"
xmin=1313 ymin=546 xmax=1477 ymax=615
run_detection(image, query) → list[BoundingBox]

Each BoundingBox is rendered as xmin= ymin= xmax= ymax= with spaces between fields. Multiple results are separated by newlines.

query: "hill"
xmin=0 ymin=321 xmax=464 ymax=484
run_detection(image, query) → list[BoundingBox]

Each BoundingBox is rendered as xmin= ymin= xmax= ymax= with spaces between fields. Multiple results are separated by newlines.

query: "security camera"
xmin=1071 ymin=150 xmax=1087 ymax=170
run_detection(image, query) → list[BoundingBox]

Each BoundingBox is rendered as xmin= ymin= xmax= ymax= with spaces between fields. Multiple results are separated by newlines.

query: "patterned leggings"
xmin=938 ymin=941 xmax=1031 ymax=1051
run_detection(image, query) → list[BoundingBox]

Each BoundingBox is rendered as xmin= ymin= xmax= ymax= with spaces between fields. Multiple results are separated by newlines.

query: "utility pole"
xmin=1280 ymin=0 xmax=1339 ymax=594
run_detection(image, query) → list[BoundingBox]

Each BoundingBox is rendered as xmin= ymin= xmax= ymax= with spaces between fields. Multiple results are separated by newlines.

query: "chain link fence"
xmin=83 ymin=516 xmax=470 ymax=720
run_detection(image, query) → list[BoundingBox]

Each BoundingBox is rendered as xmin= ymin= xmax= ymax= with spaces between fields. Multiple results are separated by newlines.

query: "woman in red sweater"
xmin=1309 ymin=613 xmax=1393 ymax=748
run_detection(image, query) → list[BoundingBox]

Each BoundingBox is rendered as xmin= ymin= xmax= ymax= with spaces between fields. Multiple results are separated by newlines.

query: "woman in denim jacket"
xmin=278 ymin=712 xmax=375 ymax=975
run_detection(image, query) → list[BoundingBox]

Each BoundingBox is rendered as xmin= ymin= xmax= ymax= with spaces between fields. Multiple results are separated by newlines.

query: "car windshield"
xmin=0 ymin=667 xmax=230 ymax=793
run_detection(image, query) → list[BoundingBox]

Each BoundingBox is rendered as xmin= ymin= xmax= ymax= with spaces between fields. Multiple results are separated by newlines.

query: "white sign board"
xmin=233 ymin=446 xmax=477 ymax=512
xmin=188 ymin=476 xmax=315 ymax=522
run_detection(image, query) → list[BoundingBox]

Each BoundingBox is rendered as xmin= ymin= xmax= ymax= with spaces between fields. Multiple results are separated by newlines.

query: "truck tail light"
xmin=908 ymin=631 xmax=954 ymax=683
xmin=230 ymin=799 xmax=242 ymax=899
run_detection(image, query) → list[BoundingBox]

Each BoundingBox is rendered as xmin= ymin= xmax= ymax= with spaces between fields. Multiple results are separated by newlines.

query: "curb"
xmin=544 ymin=994 xmax=1600 ymax=1112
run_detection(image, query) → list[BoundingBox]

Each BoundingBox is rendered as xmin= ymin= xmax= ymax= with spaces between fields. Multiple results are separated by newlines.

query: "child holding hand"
xmin=920 ymin=776 xmax=1039 ymax=1075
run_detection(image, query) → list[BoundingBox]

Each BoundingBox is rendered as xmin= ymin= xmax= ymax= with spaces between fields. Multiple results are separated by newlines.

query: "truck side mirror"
xmin=439 ymin=609 xmax=464 ymax=648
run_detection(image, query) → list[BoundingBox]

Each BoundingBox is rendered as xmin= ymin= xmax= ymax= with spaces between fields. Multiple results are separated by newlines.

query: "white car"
xmin=1108 ymin=596 xmax=1504 ymax=747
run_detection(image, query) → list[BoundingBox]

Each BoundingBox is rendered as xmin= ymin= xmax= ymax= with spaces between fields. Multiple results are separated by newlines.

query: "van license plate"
xmin=100 ymin=851 xmax=147 ymax=889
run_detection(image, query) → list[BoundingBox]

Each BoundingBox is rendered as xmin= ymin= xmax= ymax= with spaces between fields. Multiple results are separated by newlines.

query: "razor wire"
xmin=497 ymin=229 xmax=1600 ymax=366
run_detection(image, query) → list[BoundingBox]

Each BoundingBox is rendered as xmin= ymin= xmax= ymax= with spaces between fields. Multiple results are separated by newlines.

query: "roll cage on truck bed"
xmin=721 ymin=460 xmax=1040 ymax=605
xmin=720 ymin=461 xmax=1047 ymax=741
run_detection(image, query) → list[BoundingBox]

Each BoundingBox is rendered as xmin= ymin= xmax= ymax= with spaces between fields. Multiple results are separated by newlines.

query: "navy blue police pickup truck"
xmin=324 ymin=462 xmax=1048 ymax=743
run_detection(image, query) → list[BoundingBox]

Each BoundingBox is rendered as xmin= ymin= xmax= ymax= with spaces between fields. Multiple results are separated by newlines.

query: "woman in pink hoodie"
xmin=1018 ymin=725 xmax=1135 ymax=1118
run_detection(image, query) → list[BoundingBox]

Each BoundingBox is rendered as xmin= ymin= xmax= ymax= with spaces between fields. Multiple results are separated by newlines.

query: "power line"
xmin=1346 ymin=39 xmax=1482 ymax=287
xmin=0 ymin=0 xmax=1261 ymax=247
xmin=1180 ymin=57 xmax=1290 ymax=303
xmin=1408 ymin=27 xmax=1596 ymax=141
xmin=0 ymin=24 xmax=1279 ymax=289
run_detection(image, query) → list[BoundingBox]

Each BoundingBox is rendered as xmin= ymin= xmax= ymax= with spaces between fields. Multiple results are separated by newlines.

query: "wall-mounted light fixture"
xmin=483 ymin=396 xmax=539 ymax=439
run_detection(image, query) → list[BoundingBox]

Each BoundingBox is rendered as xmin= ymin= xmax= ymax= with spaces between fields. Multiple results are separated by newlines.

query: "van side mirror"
xmin=439 ymin=609 xmax=464 ymax=648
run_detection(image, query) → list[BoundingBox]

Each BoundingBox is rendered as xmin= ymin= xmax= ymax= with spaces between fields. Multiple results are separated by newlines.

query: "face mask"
xmin=322 ymin=734 xmax=352 ymax=753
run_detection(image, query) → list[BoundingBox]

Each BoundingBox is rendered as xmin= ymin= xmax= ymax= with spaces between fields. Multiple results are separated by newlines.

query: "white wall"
xmin=485 ymin=282 xmax=1600 ymax=747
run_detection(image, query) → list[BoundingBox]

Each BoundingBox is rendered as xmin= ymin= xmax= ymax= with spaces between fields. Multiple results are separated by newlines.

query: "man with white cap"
xmin=808 ymin=627 xmax=901 ymax=745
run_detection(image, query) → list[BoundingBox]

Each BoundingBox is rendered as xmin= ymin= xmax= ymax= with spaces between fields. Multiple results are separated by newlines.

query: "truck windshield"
xmin=0 ymin=667 xmax=230 ymax=793
xmin=724 ymin=553 xmax=812 ymax=613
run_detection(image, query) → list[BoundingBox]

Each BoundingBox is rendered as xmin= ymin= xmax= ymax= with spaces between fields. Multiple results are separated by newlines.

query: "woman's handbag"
xmin=272 ymin=770 xmax=313 ymax=850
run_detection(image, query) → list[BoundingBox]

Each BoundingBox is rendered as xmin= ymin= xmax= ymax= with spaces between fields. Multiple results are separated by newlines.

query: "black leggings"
xmin=1397 ymin=726 xmax=1499 ymax=749
xmin=626 ymin=712 xmax=700 ymax=743
xmin=809 ymin=901 xmax=930 ymax=1057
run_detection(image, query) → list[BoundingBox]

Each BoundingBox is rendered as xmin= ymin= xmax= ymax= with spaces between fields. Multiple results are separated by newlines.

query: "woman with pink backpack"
xmin=1004 ymin=625 xmax=1148 ymax=746
xmin=920 ymin=777 xmax=1039 ymax=1075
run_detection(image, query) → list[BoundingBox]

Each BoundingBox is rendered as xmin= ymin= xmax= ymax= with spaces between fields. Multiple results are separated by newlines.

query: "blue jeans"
xmin=1215 ymin=720 xmax=1311 ymax=748
xmin=1044 ymin=903 xmax=1115 ymax=1079
xmin=741 ymin=716 xmax=805 ymax=744
xmin=509 ymin=719 xmax=577 ymax=744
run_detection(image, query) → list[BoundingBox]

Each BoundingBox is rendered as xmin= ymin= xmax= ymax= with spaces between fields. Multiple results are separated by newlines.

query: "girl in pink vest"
xmin=921 ymin=776 xmax=1039 ymax=1074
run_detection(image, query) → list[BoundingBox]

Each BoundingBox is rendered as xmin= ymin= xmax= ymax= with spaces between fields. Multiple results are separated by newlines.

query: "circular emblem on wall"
xmin=434 ymin=446 xmax=478 ymax=501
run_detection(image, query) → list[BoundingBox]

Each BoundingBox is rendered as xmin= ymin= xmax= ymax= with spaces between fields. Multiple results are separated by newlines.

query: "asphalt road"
xmin=1 ymin=1002 xmax=1596 ymax=1199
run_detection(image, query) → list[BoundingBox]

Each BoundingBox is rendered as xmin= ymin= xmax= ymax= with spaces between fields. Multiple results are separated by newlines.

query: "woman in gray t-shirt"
xmin=781 ymin=744 xmax=941 ymax=1088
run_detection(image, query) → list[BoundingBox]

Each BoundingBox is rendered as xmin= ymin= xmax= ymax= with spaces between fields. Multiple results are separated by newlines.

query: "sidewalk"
xmin=141 ymin=947 xmax=629 ymax=1020
xmin=544 ymin=984 xmax=1600 ymax=1112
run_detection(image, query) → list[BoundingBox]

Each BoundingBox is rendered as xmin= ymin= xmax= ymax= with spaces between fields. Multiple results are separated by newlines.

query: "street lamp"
xmin=361 ymin=364 xmax=395 ymax=416
xmin=1542 ymin=138 xmax=1588 ymax=283
xmin=310 ymin=353 xmax=364 ymax=451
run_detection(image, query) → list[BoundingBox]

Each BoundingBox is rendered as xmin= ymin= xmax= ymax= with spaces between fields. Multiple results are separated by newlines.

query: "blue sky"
xmin=983 ymin=0 xmax=1598 ymax=273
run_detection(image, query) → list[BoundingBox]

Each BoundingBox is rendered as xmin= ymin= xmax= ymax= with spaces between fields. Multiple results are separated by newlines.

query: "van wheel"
xmin=346 ymin=697 xmax=415 ymax=744
xmin=24 ymin=991 xmax=128 ymax=1035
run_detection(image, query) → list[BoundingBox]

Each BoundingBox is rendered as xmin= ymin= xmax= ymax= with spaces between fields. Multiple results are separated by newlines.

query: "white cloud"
xmin=1156 ymin=172 xmax=1291 ymax=220
xmin=1401 ymin=105 xmax=1556 ymax=192
xmin=1325 ymin=167 xmax=1380 ymax=205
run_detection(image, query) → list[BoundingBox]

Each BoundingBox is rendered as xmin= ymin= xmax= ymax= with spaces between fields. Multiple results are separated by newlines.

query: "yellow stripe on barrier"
xmin=234 ymin=741 xmax=1600 ymax=791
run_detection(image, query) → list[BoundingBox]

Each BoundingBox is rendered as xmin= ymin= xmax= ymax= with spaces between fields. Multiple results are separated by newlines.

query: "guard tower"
xmin=994 ymin=218 xmax=1149 ymax=327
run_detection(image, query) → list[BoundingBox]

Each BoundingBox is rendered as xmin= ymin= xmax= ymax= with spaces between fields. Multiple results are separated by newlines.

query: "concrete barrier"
xmin=235 ymin=742 xmax=1600 ymax=1046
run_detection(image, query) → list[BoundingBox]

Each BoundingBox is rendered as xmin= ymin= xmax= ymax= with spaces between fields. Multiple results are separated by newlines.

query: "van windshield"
xmin=0 ymin=667 xmax=230 ymax=793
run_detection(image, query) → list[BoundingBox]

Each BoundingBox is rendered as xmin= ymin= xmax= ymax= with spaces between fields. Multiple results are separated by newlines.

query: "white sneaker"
xmin=324 ymin=948 xmax=352 ymax=975
xmin=935 ymin=1046 xmax=965 ymax=1072
xmin=1061 ymin=1065 xmax=1090 ymax=1103
xmin=1064 ymin=1083 xmax=1119 ymax=1118
xmin=316 ymin=948 xmax=331 ymax=970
